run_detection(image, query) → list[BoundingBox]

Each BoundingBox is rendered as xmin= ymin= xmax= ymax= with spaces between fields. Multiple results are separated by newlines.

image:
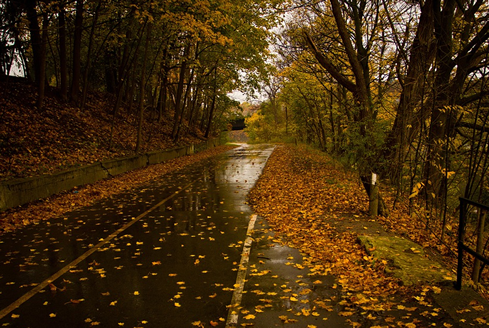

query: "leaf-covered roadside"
xmin=0 ymin=145 xmax=235 ymax=234
xmin=247 ymin=145 xmax=487 ymax=326
xmin=248 ymin=145 xmax=405 ymax=298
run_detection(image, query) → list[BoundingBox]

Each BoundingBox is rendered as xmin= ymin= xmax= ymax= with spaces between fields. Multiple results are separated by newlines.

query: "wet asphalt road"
xmin=0 ymin=144 xmax=274 ymax=328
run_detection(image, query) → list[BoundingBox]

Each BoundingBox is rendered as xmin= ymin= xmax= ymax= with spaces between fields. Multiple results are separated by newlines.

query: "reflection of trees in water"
xmin=163 ymin=174 xmax=222 ymax=234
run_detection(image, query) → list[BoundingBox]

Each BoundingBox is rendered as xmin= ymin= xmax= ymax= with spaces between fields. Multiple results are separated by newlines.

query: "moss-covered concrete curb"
xmin=358 ymin=235 xmax=455 ymax=286
xmin=357 ymin=227 xmax=489 ymax=325
xmin=0 ymin=139 xmax=219 ymax=212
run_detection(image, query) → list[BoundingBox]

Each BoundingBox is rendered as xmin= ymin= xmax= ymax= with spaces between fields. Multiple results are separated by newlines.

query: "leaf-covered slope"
xmin=0 ymin=80 xmax=205 ymax=181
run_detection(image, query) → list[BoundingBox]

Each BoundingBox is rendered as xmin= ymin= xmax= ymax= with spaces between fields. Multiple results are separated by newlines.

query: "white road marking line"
xmin=226 ymin=214 xmax=257 ymax=327
xmin=0 ymin=179 xmax=198 ymax=320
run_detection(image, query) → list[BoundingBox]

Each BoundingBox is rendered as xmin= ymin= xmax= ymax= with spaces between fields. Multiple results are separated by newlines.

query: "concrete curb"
xmin=0 ymin=139 xmax=219 ymax=212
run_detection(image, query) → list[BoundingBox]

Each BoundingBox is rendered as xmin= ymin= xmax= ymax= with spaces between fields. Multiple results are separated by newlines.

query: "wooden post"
xmin=369 ymin=173 xmax=379 ymax=217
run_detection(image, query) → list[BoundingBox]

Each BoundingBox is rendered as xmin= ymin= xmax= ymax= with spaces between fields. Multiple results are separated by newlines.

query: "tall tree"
xmin=70 ymin=0 xmax=84 ymax=103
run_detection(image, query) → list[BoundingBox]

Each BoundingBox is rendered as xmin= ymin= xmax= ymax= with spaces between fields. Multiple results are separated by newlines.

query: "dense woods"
xmin=244 ymin=0 xmax=489 ymax=285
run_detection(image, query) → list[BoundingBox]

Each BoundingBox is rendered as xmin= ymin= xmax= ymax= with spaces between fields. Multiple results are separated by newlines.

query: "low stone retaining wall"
xmin=0 ymin=138 xmax=220 ymax=212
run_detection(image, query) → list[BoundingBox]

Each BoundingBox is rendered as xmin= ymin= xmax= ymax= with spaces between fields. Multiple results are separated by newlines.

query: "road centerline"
xmin=0 ymin=178 xmax=199 ymax=320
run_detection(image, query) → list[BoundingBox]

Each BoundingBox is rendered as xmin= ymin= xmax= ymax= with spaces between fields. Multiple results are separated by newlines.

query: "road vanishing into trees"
xmin=0 ymin=145 xmax=275 ymax=327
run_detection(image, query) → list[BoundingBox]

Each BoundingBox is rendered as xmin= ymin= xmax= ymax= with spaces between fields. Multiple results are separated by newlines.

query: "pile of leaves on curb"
xmin=247 ymin=145 xmax=488 ymax=326
xmin=0 ymin=80 xmax=205 ymax=181
xmin=0 ymin=145 xmax=235 ymax=234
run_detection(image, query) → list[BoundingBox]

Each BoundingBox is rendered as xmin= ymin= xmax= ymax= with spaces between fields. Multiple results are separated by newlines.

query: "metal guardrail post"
xmin=455 ymin=197 xmax=466 ymax=290
xmin=456 ymin=197 xmax=489 ymax=290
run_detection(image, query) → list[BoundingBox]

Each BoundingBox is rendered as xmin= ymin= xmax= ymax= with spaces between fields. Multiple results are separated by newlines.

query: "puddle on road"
xmin=0 ymin=144 xmax=274 ymax=328
xmin=236 ymin=216 xmax=349 ymax=327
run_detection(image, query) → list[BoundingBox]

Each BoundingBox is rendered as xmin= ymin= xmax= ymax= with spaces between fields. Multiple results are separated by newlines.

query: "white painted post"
xmin=369 ymin=172 xmax=379 ymax=217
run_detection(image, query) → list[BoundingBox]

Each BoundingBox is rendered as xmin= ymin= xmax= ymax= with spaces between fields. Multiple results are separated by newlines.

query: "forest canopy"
xmin=247 ymin=0 xmax=489 ymax=214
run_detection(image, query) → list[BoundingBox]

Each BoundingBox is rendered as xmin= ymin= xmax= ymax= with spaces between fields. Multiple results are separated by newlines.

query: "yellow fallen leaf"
xmin=279 ymin=315 xmax=288 ymax=321
xmin=134 ymin=291 xmax=139 ymax=296
xmin=475 ymin=318 xmax=487 ymax=324
xmin=174 ymin=302 xmax=181 ymax=307
xmin=49 ymin=313 xmax=56 ymax=318
xmin=290 ymin=297 xmax=298 ymax=302
xmin=243 ymin=314 xmax=255 ymax=320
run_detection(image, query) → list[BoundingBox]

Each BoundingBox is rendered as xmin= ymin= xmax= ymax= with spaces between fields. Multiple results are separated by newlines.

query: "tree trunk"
xmin=37 ymin=14 xmax=48 ymax=109
xmin=25 ymin=0 xmax=42 ymax=85
xmin=108 ymin=22 xmax=144 ymax=150
xmin=58 ymin=3 xmax=68 ymax=101
xmin=172 ymin=60 xmax=187 ymax=141
xmin=175 ymin=67 xmax=195 ymax=141
xmin=187 ymin=83 xmax=201 ymax=128
xmin=205 ymin=67 xmax=218 ymax=139
xmin=135 ymin=23 xmax=151 ymax=153
xmin=360 ymin=175 xmax=389 ymax=217
xmin=157 ymin=70 xmax=168 ymax=122
xmin=81 ymin=0 xmax=102 ymax=110
xmin=70 ymin=0 xmax=84 ymax=104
